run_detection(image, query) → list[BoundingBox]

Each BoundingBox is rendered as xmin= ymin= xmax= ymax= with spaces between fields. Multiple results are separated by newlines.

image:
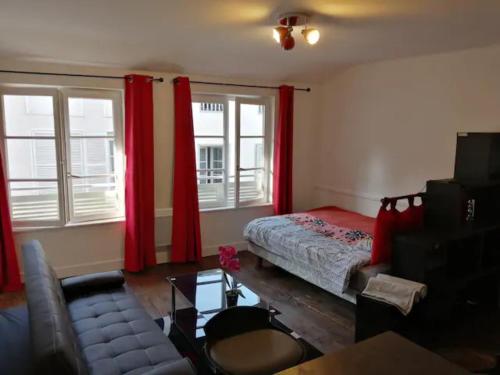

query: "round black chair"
xmin=203 ymin=306 xmax=305 ymax=375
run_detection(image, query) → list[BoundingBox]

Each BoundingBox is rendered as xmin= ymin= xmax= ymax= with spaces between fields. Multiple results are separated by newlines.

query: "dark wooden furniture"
xmin=277 ymin=331 xmax=469 ymax=375
xmin=392 ymin=222 xmax=500 ymax=322
xmin=355 ymin=294 xmax=423 ymax=343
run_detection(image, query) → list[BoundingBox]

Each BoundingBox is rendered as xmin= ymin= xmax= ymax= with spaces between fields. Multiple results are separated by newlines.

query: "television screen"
xmin=454 ymin=132 xmax=500 ymax=182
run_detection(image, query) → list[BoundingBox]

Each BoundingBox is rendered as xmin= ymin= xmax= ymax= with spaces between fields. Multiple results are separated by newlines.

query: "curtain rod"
xmin=177 ymin=79 xmax=311 ymax=92
xmin=0 ymin=69 xmax=164 ymax=82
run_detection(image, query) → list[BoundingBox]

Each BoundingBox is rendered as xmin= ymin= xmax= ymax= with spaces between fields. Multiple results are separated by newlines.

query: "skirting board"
xmin=40 ymin=241 xmax=249 ymax=279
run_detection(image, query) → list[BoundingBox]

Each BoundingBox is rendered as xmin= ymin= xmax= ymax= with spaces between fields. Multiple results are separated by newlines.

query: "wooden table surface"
xmin=278 ymin=331 xmax=470 ymax=375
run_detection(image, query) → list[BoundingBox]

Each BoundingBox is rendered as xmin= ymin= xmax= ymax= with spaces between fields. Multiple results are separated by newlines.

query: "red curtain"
xmin=124 ymin=74 xmax=156 ymax=272
xmin=0 ymin=147 xmax=22 ymax=292
xmin=273 ymin=85 xmax=295 ymax=215
xmin=171 ymin=77 xmax=202 ymax=263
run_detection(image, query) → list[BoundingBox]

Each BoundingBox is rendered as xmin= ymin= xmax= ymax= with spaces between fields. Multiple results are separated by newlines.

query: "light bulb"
xmin=302 ymin=28 xmax=320 ymax=45
xmin=273 ymin=28 xmax=280 ymax=43
xmin=273 ymin=26 xmax=288 ymax=44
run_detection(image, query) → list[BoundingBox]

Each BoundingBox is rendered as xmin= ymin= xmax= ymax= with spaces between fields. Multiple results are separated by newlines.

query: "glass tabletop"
xmin=166 ymin=269 xmax=270 ymax=351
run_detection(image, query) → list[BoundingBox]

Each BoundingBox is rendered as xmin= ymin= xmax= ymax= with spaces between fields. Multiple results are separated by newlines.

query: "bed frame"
xmin=248 ymin=241 xmax=389 ymax=303
xmin=247 ymin=194 xmax=423 ymax=304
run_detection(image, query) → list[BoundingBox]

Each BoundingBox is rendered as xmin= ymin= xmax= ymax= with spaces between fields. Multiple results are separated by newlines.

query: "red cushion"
xmin=370 ymin=206 xmax=400 ymax=265
xmin=370 ymin=201 xmax=425 ymax=265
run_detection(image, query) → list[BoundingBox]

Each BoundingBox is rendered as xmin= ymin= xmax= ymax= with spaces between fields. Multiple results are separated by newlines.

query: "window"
xmin=192 ymin=95 xmax=272 ymax=209
xmin=198 ymin=145 xmax=223 ymax=184
xmin=0 ymin=87 xmax=124 ymax=227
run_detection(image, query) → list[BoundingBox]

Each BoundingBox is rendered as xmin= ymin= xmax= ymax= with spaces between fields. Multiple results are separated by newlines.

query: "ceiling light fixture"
xmin=302 ymin=27 xmax=320 ymax=45
xmin=273 ymin=13 xmax=320 ymax=51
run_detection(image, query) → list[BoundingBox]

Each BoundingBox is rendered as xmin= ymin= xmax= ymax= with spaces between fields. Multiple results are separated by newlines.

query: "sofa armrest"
xmin=144 ymin=358 xmax=197 ymax=375
xmin=61 ymin=270 xmax=125 ymax=297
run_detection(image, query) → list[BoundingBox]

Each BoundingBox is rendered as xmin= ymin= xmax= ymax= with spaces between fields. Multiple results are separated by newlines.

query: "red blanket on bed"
xmin=307 ymin=206 xmax=376 ymax=236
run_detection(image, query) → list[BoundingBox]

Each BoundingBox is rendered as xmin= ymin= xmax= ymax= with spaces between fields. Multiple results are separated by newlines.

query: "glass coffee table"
xmin=166 ymin=268 xmax=322 ymax=372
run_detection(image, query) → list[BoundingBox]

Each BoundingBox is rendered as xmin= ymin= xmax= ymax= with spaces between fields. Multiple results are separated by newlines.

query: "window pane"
xmin=68 ymin=98 xmax=114 ymax=136
xmin=3 ymin=95 xmax=55 ymax=136
xmin=240 ymin=138 xmax=264 ymax=169
xmin=193 ymin=102 xmax=224 ymax=136
xmin=6 ymin=139 xmax=57 ymax=179
xmin=9 ymin=181 xmax=59 ymax=221
xmin=239 ymin=169 xmax=265 ymax=203
xmin=71 ymin=176 xmax=121 ymax=218
xmin=195 ymin=138 xmax=223 ymax=171
xmin=69 ymin=138 xmax=114 ymax=176
xmin=240 ymin=103 xmax=264 ymax=136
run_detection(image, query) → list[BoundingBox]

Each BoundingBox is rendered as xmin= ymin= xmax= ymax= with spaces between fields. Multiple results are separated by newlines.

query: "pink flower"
xmin=219 ymin=245 xmax=237 ymax=258
xmin=219 ymin=245 xmax=239 ymax=271
xmin=227 ymin=258 xmax=240 ymax=271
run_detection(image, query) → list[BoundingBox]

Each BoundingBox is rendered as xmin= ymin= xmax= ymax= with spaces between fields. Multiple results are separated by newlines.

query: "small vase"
xmin=225 ymin=291 xmax=239 ymax=307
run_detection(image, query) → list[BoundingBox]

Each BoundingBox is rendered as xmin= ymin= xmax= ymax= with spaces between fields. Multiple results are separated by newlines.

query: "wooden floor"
xmin=0 ymin=250 xmax=355 ymax=353
xmin=4 ymin=250 xmax=500 ymax=359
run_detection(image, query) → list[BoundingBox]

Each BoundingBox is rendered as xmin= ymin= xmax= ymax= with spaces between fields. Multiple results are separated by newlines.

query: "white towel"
xmin=361 ymin=274 xmax=427 ymax=316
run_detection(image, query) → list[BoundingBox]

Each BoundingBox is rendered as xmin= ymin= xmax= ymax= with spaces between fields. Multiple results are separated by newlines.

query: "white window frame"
xmin=0 ymin=86 xmax=125 ymax=228
xmin=235 ymin=96 xmax=272 ymax=208
xmin=193 ymin=95 xmax=228 ymax=209
xmin=192 ymin=94 xmax=273 ymax=210
xmin=61 ymin=88 xmax=124 ymax=224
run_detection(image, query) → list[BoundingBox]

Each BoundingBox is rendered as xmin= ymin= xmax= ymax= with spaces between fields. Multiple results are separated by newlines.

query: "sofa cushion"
xmin=22 ymin=240 xmax=89 ymax=375
xmin=67 ymin=288 xmax=184 ymax=375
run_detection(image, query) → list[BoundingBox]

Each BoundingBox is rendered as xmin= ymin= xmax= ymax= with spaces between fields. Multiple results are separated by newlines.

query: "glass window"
xmin=0 ymin=89 xmax=124 ymax=227
xmin=193 ymin=95 xmax=272 ymax=209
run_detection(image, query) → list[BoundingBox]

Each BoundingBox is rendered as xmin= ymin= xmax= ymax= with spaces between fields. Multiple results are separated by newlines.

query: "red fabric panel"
xmin=0 ymin=147 xmax=22 ymax=292
xmin=370 ymin=205 xmax=400 ymax=265
xmin=398 ymin=198 xmax=424 ymax=231
xmin=370 ymin=198 xmax=425 ymax=265
xmin=273 ymin=85 xmax=294 ymax=215
xmin=171 ymin=77 xmax=202 ymax=263
xmin=307 ymin=206 xmax=376 ymax=236
xmin=124 ymin=74 xmax=156 ymax=272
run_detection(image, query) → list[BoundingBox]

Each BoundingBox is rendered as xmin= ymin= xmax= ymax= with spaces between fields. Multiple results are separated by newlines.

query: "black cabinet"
xmin=392 ymin=224 xmax=500 ymax=319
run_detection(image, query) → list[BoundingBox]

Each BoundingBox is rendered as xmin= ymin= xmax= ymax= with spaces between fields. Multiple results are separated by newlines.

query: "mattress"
xmin=244 ymin=206 xmax=376 ymax=296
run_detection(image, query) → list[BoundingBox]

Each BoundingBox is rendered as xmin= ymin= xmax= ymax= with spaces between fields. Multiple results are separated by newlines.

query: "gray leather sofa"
xmin=22 ymin=240 xmax=196 ymax=375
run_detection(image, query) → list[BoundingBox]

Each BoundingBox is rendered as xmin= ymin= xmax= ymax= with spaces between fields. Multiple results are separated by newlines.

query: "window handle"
xmin=67 ymin=173 xmax=83 ymax=178
xmin=238 ymin=167 xmax=251 ymax=171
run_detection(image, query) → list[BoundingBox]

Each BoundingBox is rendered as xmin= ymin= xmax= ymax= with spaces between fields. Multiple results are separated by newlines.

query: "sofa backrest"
xmin=22 ymin=240 xmax=88 ymax=375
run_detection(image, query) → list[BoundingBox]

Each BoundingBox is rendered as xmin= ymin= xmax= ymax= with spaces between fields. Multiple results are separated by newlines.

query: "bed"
xmin=244 ymin=206 xmax=390 ymax=303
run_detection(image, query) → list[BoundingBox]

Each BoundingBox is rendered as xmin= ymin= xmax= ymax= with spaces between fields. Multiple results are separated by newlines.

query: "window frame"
xmin=61 ymin=88 xmax=125 ymax=224
xmin=234 ymin=96 xmax=272 ymax=208
xmin=0 ymin=87 xmax=65 ymax=227
xmin=192 ymin=93 xmax=273 ymax=211
xmin=0 ymin=86 xmax=125 ymax=228
xmin=193 ymin=95 xmax=229 ymax=209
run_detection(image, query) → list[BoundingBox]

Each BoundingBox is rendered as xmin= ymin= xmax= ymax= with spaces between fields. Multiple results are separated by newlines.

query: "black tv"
xmin=454 ymin=132 xmax=500 ymax=182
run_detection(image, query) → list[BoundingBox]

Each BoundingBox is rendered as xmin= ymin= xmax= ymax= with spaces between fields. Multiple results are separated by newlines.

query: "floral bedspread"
xmin=243 ymin=213 xmax=373 ymax=294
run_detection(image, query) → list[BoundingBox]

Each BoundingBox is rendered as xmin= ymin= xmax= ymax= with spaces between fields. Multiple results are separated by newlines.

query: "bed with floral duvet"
xmin=244 ymin=206 xmax=389 ymax=302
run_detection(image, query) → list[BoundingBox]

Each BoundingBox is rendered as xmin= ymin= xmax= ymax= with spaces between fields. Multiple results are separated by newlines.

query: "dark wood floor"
xmin=0 ymin=251 xmax=355 ymax=353
xmin=3 ymin=250 xmax=500 ymax=360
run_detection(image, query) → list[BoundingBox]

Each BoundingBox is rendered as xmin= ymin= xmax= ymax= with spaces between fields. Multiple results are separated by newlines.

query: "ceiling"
xmin=1 ymin=0 xmax=500 ymax=82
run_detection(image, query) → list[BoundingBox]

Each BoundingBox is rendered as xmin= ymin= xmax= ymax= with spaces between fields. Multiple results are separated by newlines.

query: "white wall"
xmin=314 ymin=44 xmax=500 ymax=217
xmin=0 ymin=60 xmax=320 ymax=277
